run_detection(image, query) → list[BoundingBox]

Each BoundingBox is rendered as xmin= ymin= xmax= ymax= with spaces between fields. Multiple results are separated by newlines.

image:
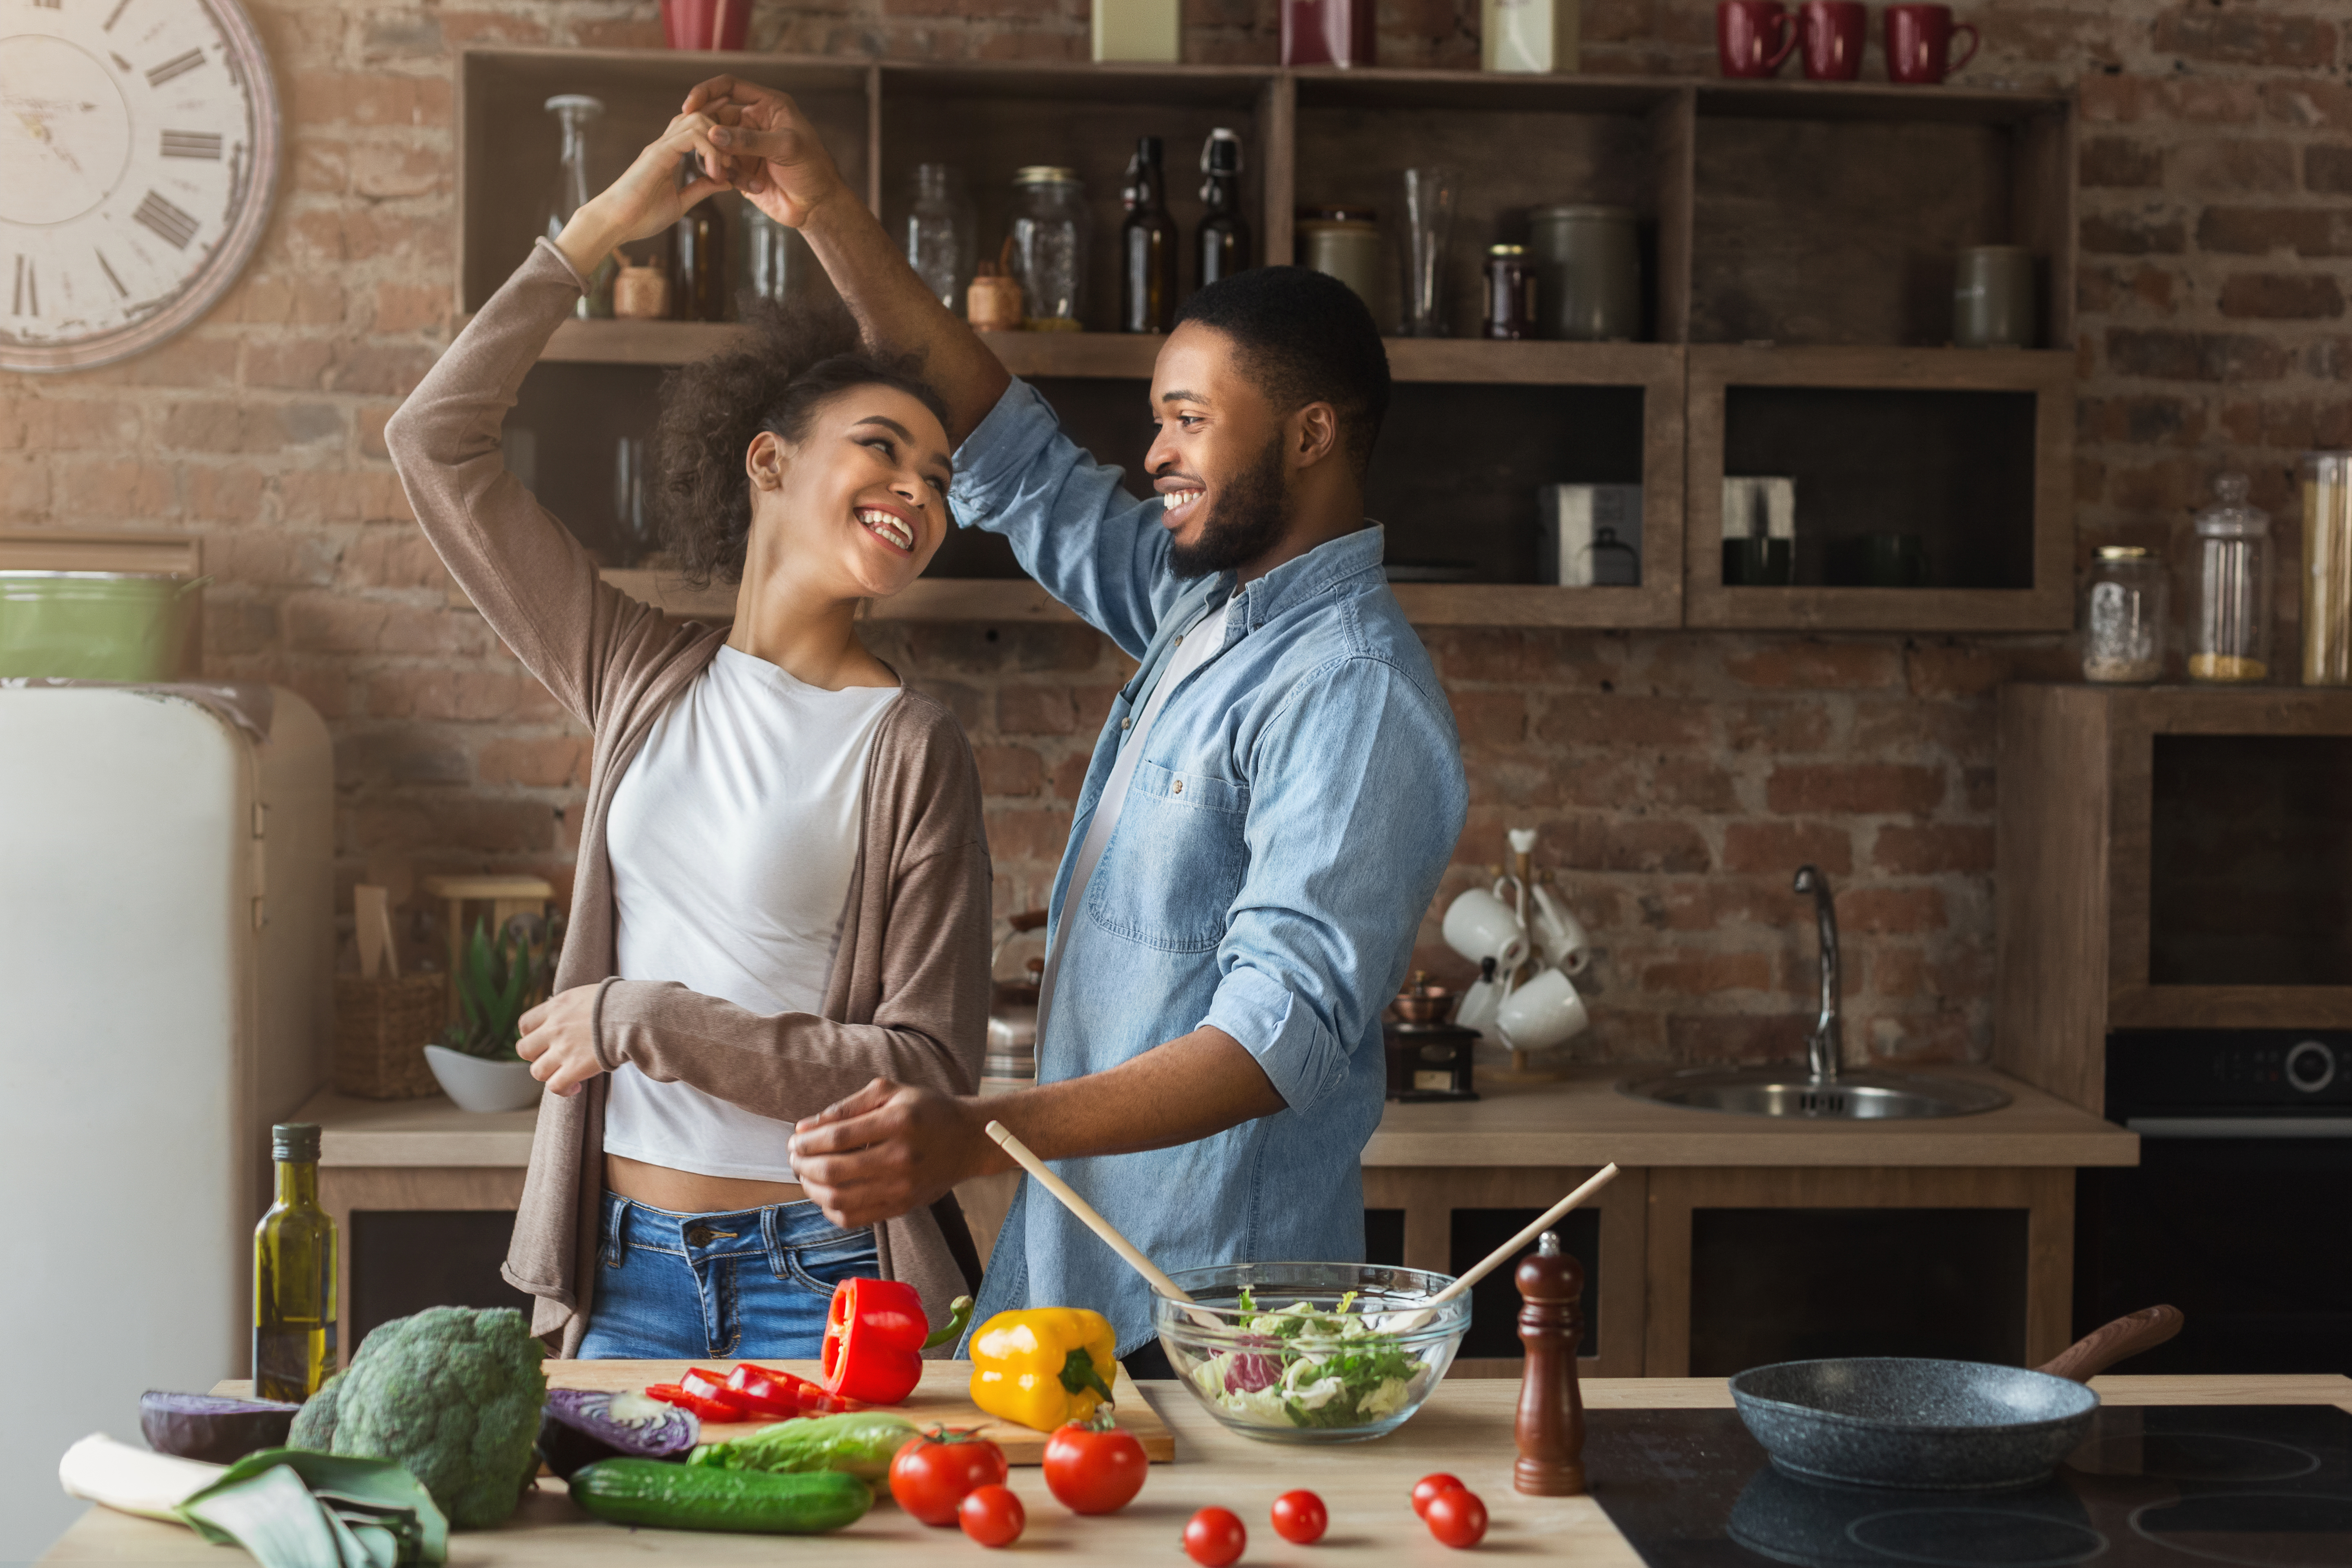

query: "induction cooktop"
xmin=1586 ymin=1404 xmax=2352 ymax=1568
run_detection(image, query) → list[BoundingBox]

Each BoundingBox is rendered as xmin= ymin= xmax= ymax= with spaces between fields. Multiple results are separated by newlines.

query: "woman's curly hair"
xmin=650 ymin=297 xmax=952 ymax=588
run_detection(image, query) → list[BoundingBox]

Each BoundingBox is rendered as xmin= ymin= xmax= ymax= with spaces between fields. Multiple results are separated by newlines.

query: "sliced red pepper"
xmin=822 ymin=1277 xmax=931 ymax=1404
xmin=644 ymin=1382 xmax=745 ymax=1424
xmin=725 ymin=1363 xmax=815 ymax=1421
xmin=681 ymin=1366 xmax=757 ymax=1417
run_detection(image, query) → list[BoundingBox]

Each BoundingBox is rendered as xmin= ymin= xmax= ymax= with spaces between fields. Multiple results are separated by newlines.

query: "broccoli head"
xmin=287 ymin=1370 xmax=343 ymax=1450
xmin=327 ymin=1305 xmax=547 ymax=1528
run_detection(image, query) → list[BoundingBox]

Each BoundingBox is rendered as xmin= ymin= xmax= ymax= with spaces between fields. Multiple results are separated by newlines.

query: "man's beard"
xmin=1167 ymin=434 xmax=1290 ymax=579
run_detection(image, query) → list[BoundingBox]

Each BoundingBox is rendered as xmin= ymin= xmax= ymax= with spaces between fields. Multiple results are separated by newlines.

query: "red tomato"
xmin=1424 ymin=1487 xmax=1488 ymax=1550
xmin=1270 ymin=1490 xmax=1328 ymax=1545
xmin=1184 ymin=1506 xmax=1247 ymax=1567
xmin=890 ymin=1430 xmax=1010 ymax=1527
xmin=1042 ymin=1419 xmax=1148 ymax=1515
xmin=1412 ymin=1474 xmax=1466 ymax=1518
xmin=959 ymin=1484 xmax=1026 ymax=1549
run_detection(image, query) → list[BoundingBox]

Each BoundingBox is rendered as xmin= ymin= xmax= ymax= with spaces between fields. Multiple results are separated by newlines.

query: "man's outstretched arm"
xmin=682 ymin=74 xmax=1011 ymax=441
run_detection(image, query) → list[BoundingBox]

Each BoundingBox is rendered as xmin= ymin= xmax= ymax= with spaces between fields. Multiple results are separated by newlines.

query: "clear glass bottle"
xmin=2187 ymin=474 xmax=2272 ymax=683
xmin=1010 ymin=167 xmax=1088 ymax=331
xmin=543 ymin=95 xmax=615 ymax=319
xmin=1196 ymin=129 xmax=1250 ymax=289
xmin=253 ymin=1123 xmax=337 ymax=1401
xmin=905 ymin=164 xmax=976 ymax=314
xmin=2082 ymin=545 xmax=2166 ymax=684
xmin=2304 ymin=450 xmax=2352 ymax=686
xmin=1120 ymin=137 xmax=1178 ymax=334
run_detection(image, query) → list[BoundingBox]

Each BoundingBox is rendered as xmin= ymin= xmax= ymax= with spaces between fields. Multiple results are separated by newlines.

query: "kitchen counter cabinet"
xmin=44 ymin=1374 xmax=2349 ymax=1563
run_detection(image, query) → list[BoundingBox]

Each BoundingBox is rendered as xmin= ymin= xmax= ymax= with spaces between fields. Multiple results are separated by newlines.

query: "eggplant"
xmin=139 ymin=1390 xmax=303 ymax=1464
xmin=537 ymin=1388 xmax=699 ymax=1479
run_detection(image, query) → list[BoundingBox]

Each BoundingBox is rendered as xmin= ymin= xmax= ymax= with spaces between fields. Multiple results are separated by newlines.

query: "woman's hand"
xmin=679 ymin=75 xmax=851 ymax=232
xmin=516 ymin=984 xmax=608 ymax=1097
xmin=552 ymin=111 xmax=731 ymax=279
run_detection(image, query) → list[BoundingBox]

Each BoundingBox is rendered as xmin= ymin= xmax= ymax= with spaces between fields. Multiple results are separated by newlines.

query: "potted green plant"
xmin=423 ymin=914 xmax=561 ymax=1113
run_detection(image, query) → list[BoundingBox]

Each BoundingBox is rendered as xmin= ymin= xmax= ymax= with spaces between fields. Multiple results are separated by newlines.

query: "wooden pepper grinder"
xmin=1515 ymin=1229 xmax=1586 ymax=1496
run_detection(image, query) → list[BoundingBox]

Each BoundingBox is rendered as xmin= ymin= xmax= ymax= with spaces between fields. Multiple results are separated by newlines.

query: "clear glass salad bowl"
xmin=1150 ymin=1262 xmax=1472 ymax=1444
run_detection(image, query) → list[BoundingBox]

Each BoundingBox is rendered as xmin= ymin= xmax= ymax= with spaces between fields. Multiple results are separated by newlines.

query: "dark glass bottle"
xmin=253 ymin=1123 xmax=337 ymax=1402
xmin=1120 ymin=136 xmax=1178 ymax=334
xmin=1196 ymin=129 xmax=1251 ymax=290
xmin=673 ymin=192 xmax=729 ymax=322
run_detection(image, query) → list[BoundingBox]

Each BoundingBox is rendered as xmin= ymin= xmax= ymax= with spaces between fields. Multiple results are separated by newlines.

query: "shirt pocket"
xmin=1085 ymin=760 xmax=1251 ymax=953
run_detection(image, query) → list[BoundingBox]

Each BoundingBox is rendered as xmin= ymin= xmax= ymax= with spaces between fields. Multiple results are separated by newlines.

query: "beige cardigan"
xmin=385 ymin=239 xmax=993 ymax=1356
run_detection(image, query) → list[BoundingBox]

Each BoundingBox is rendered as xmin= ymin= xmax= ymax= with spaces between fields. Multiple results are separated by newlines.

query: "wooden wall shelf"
xmin=457 ymin=49 xmax=2074 ymax=631
xmin=1996 ymin=684 xmax=2352 ymax=1115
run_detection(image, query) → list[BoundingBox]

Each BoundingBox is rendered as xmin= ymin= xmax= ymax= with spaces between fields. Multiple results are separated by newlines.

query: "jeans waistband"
xmin=599 ymin=1190 xmax=866 ymax=1263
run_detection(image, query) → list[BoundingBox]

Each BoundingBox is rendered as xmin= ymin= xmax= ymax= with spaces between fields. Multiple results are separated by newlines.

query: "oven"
xmin=2075 ymin=1029 xmax=2352 ymax=1375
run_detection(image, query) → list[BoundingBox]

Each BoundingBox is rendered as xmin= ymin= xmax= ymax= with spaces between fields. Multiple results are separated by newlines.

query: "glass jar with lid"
xmin=1009 ymin=167 xmax=1088 ymax=331
xmin=2081 ymin=546 xmax=2166 ymax=684
xmin=2187 ymin=473 xmax=2272 ymax=684
xmin=2303 ymin=450 xmax=2352 ymax=686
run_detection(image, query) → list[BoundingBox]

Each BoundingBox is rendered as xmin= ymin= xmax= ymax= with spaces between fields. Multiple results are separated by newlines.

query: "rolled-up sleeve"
xmin=1201 ymin=656 xmax=1466 ymax=1113
xmin=949 ymin=379 xmax=1174 ymax=659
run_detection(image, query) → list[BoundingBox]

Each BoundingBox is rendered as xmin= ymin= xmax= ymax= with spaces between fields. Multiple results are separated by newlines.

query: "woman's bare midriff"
xmin=605 ymin=1152 xmax=808 ymax=1216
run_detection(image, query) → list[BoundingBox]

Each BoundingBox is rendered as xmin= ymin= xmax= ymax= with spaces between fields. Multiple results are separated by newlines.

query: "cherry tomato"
xmin=1412 ymin=1473 xmax=1466 ymax=1518
xmin=1042 ymin=1417 xmax=1148 ymax=1515
xmin=1183 ymin=1505 xmax=1248 ymax=1568
xmin=959 ymin=1484 xmax=1026 ymax=1548
xmin=890 ymin=1430 xmax=1010 ymax=1527
xmin=1424 ymin=1487 xmax=1488 ymax=1550
xmin=1270 ymin=1489 xmax=1328 ymax=1545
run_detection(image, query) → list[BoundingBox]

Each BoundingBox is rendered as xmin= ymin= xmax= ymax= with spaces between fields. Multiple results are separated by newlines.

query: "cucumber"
xmin=568 ymin=1459 xmax=873 ymax=1534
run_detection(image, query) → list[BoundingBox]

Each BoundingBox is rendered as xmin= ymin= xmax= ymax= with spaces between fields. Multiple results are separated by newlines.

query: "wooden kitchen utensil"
xmin=333 ymin=884 xmax=443 ymax=1100
xmin=1514 ymin=1230 xmax=1585 ymax=1496
xmin=1387 ymin=1163 xmax=1620 ymax=1333
xmin=982 ymin=1120 xmax=1221 ymax=1327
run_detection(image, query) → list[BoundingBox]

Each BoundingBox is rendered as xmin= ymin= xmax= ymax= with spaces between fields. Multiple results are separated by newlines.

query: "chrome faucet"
xmin=1793 ymin=864 xmax=1841 ymax=1083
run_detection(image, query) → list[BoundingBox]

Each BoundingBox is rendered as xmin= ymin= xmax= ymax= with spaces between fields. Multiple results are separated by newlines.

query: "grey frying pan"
xmin=1728 ymin=1305 xmax=2184 ymax=1490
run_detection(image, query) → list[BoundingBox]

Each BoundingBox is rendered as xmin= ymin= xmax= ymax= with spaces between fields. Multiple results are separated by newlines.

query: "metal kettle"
xmin=985 ymin=909 xmax=1048 ymax=1088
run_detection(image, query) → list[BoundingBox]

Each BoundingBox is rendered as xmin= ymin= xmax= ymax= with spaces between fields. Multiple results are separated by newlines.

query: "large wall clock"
xmin=1 ymin=0 xmax=281 ymax=372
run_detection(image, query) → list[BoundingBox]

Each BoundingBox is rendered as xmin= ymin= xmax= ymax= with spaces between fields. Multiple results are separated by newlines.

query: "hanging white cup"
xmin=1495 ymin=965 xmax=1590 ymax=1053
xmin=1529 ymin=883 xmax=1593 ymax=975
xmin=1442 ymin=886 xmax=1530 ymax=975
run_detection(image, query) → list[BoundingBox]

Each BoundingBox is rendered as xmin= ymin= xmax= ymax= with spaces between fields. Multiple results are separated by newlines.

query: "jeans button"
xmin=685 ymin=1224 xmax=711 ymax=1246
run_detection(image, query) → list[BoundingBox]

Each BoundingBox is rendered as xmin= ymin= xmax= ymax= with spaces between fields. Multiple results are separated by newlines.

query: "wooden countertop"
xmin=299 ymin=1063 xmax=2134 ymax=1172
xmin=45 ymin=1374 xmax=2348 ymax=1563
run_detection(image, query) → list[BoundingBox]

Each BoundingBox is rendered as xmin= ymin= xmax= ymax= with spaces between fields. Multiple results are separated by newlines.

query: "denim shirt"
xmin=948 ymin=379 xmax=1468 ymax=1354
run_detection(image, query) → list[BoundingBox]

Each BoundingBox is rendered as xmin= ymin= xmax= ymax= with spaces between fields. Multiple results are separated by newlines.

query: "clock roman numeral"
xmin=105 ymin=0 xmax=133 ymax=28
xmin=33 ymin=0 xmax=63 ymax=11
xmin=161 ymin=131 xmax=223 ymax=160
xmin=11 ymin=257 xmax=35 ymax=318
xmin=133 ymin=190 xmax=199 ymax=249
xmin=94 ymin=248 xmax=128 ymax=298
xmin=145 ymin=49 xmax=205 ymax=88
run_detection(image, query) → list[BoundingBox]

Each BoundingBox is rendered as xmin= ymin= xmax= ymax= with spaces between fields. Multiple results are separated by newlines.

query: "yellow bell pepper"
xmin=967 ymin=1307 xmax=1119 ymax=1432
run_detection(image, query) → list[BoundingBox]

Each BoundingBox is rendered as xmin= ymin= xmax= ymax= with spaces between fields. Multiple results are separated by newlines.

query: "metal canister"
xmin=1297 ymin=211 xmax=1383 ymax=315
xmin=1528 ymin=204 xmax=1640 ymax=341
xmin=1483 ymin=244 xmax=1537 ymax=340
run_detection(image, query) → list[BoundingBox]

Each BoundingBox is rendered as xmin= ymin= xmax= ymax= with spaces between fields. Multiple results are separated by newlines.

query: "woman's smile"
xmin=855 ymin=501 xmax=918 ymax=554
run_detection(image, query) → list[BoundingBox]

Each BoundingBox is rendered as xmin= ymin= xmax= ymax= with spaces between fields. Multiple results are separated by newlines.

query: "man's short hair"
xmin=1173 ymin=266 xmax=1392 ymax=476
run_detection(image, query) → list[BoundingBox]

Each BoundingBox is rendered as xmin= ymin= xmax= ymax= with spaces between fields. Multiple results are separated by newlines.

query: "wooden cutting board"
xmin=546 ymin=1358 xmax=1176 ymax=1464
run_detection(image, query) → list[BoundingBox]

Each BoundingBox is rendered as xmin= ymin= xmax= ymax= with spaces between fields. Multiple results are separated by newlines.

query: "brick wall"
xmin=4 ymin=2 xmax=2345 ymax=1068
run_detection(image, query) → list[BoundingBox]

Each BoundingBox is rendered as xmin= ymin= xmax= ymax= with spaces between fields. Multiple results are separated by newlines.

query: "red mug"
xmin=1717 ymin=0 xmax=1798 ymax=78
xmin=1885 ymin=3 xmax=1979 ymax=83
xmin=661 ymin=0 xmax=749 ymax=51
xmin=1798 ymin=0 xmax=1868 ymax=80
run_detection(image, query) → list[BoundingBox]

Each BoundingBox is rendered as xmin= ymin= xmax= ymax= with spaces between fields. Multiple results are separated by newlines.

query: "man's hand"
xmin=680 ymin=75 xmax=853 ymax=232
xmin=788 ymin=1078 xmax=998 ymax=1229
xmin=516 ymin=985 xmax=608 ymax=1097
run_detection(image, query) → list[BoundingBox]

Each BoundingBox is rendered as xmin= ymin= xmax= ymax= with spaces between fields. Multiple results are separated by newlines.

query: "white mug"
xmin=1454 ymin=971 xmax=1507 ymax=1034
xmin=1528 ymin=884 xmax=1592 ymax=976
xmin=1442 ymin=886 xmax=1530 ymax=974
xmin=1495 ymin=965 xmax=1589 ymax=1052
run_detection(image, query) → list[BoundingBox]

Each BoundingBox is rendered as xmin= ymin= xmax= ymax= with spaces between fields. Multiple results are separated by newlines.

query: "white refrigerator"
xmin=0 ymin=685 xmax=332 ymax=1559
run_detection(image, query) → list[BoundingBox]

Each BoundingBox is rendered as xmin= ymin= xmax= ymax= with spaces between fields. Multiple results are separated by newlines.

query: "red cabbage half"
xmin=139 ymin=1391 xmax=303 ymax=1464
xmin=537 ymin=1388 xmax=699 ymax=1478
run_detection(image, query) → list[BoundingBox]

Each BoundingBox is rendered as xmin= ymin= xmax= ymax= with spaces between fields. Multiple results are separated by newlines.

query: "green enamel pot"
xmin=0 ymin=570 xmax=211 ymax=682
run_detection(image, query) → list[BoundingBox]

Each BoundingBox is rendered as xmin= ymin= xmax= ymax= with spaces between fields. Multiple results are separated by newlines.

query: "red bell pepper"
xmin=644 ymin=1382 xmax=746 ymax=1424
xmin=724 ymin=1362 xmax=857 ymax=1420
xmin=822 ymin=1281 xmax=973 ymax=1404
xmin=681 ymin=1366 xmax=756 ymax=1418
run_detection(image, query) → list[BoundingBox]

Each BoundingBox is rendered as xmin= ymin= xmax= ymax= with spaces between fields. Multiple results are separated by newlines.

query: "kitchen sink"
xmin=1616 ymin=1066 xmax=2011 ymax=1119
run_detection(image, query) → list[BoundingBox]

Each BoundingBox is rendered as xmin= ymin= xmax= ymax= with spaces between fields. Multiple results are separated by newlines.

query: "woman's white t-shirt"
xmin=602 ymin=644 xmax=899 ymax=1183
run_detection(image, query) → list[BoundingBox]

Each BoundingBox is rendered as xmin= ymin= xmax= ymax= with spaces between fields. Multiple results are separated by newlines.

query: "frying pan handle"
xmin=2033 ymin=1305 xmax=2184 ymax=1383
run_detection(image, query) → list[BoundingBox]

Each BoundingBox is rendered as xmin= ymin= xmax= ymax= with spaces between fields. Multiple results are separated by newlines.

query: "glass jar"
xmin=1297 ymin=215 xmax=1382 ymax=314
xmin=905 ymin=163 xmax=976 ymax=315
xmin=2187 ymin=473 xmax=2272 ymax=684
xmin=1483 ymin=244 xmax=1536 ymax=341
xmin=1009 ymin=167 xmax=1087 ymax=331
xmin=1528 ymin=204 xmax=1640 ymax=342
xmin=740 ymin=204 xmax=807 ymax=306
xmin=2081 ymin=546 xmax=2166 ymax=684
xmin=2304 ymin=450 xmax=2352 ymax=686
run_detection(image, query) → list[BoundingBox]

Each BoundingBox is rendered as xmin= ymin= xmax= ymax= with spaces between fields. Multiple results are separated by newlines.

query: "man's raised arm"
xmin=682 ymin=75 xmax=1011 ymax=442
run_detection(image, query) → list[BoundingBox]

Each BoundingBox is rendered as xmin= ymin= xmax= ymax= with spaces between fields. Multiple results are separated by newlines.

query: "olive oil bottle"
xmin=253 ymin=1123 xmax=337 ymax=1401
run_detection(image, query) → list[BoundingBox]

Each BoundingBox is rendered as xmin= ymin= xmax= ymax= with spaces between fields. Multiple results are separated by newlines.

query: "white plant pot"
xmin=423 ymin=1044 xmax=543 ymax=1114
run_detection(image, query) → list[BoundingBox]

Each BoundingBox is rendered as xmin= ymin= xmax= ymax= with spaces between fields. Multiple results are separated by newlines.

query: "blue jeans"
xmin=576 ymin=1191 xmax=879 ymax=1360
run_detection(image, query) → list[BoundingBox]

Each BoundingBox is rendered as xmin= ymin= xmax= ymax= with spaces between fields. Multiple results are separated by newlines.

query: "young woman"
xmin=383 ymin=113 xmax=991 ymax=1360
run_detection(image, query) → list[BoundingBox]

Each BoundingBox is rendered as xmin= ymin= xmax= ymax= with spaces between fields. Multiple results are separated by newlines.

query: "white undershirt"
xmin=603 ymin=644 xmax=899 ymax=1183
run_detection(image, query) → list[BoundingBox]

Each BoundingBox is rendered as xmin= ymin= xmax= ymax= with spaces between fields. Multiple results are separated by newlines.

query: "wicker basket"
xmin=333 ymin=973 xmax=446 ymax=1099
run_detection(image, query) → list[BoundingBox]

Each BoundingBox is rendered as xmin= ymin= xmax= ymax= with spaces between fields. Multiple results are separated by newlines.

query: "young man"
xmin=688 ymin=77 xmax=1468 ymax=1368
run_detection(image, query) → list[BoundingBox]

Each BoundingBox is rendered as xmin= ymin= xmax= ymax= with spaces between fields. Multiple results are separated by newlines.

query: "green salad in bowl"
xmin=1152 ymin=1263 xmax=1471 ymax=1443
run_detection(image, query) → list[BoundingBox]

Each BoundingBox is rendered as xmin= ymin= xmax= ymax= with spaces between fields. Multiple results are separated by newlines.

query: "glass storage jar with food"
xmin=1009 ymin=167 xmax=1088 ymax=331
xmin=2187 ymin=474 xmax=2272 ymax=684
xmin=2081 ymin=546 xmax=2166 ymax=684
xmin=2304 ymin=450 xmax=2352 ymax=686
